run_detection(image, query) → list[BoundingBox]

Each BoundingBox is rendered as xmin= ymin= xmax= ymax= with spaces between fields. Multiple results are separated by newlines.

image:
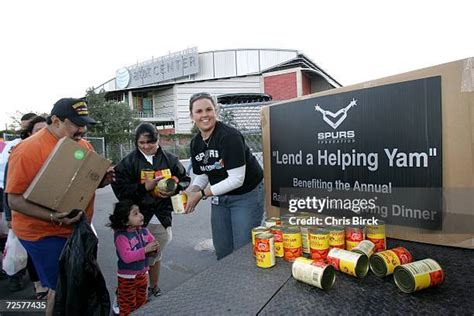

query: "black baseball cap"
xmin=50 ymin=98 xmax=97 ymax=127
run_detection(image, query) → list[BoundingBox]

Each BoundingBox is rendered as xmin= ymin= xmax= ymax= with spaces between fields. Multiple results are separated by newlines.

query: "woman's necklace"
xmin=203 ymin=134 xmax=212 ymax=147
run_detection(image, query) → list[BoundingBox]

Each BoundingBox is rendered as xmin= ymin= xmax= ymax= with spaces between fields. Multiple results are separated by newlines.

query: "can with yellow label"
xmin=270 ymin=225 xmax=284 ymax=258
xmin=156 ymin=178 xmax=177 ymax=193
xmin=366 ymin=221 xmax=386 ymax=252
xmin=370 ymin=247 xmax=413 ymax=277
xmin=327 ymin=248 xmax=369 ymax=278
xmin=255 ymin=233 xmax=275 ymax=268
xmin=171 ymin=193 xmax=187 ymax=214
xmin=292 ymin=257 xmax=336 ymax=290
xmin=394 ymin=259 xmax=444 ymax=293
xmin=300 ymin=225 xmax=312 ymax=254
xmin=282 ymin=226 xmax=302 ymax=262
xmin=140 ymin=169 xmax=155 ymax=182
xmin=329 ymin=226 xmax=345 ymax=249
xmin=309 ymin=228 xmax=330 ymax=261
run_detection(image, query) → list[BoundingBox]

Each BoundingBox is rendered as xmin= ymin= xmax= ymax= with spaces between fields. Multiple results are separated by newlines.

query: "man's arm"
xmin=99 ymin=166 xmax=115 ymax=188
xmin=8 ymin=194 xmax=82 ymax=225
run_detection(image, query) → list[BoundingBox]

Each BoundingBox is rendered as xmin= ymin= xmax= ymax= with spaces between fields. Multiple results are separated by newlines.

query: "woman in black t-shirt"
xmin=185 ymin=92 xmax=264 ymax=259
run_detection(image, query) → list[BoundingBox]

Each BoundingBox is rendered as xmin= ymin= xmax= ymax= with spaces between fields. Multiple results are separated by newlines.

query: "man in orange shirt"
xmin=6 ymin=98 xmax=114 ymax=316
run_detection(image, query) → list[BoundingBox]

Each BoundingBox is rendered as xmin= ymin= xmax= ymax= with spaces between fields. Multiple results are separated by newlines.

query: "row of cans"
xmin=253 ymin=222 xmax=386 ymax=264
xmin=265 ymin=216 xmax=386 ymax=253
xmin=253 ymin=225 xmax=444 ymax=293
xmin=292 ymin=254 xmax=445 ymax=294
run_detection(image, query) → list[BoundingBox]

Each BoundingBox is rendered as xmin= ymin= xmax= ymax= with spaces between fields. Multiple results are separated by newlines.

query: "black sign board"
xmin=269 ymin=76 xmax=442 ymax=229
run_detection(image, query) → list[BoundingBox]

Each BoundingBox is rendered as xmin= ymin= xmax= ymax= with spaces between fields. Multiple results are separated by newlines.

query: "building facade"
xmin=95 ymin=48 xmax=341 ymax=134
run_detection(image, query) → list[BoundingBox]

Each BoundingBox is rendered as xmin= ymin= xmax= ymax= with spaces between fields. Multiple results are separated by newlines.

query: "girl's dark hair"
xmin=189 ymin=92 xmax=217 ymax=113
xmin=108 ymin=200 xmax=136 ymax=230
xmin=21 ymin=112 xmax=37 ymax=121
xmin=21 ymin=116 xmax=46 ymax=140
xmin=134 ymin=123 xmax=158 ymax=147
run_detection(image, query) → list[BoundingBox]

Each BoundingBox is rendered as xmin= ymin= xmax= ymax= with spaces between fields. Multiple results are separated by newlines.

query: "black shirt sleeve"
xmin=111 ymin=157 xmax=147 ymax=201
xmin=220 ymin=133 xmax=246 ymax=170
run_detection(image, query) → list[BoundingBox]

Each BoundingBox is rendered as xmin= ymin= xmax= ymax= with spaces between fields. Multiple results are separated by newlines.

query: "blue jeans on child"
xmin=211 ymin=182 xmax=264 ymax=260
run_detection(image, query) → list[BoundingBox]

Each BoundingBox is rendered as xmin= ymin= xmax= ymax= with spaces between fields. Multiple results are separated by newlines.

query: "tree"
xmin=85 ymin=88 xmax=140 ymax=162
xmin=218 ymin=108 xmax=237 ymax=128
xmin=2 ymin=110 xmax=48 ymax=138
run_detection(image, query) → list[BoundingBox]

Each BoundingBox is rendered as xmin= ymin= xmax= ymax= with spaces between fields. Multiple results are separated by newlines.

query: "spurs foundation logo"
xmin=315 ymin=98 xmax=357 ymax=144
xmin=315 ymin=98 xmax=357 ymax=129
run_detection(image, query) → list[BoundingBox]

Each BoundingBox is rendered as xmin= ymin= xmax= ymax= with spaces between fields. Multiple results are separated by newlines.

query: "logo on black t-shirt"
xmin=195 ymin=149 xmax=225 ymax=172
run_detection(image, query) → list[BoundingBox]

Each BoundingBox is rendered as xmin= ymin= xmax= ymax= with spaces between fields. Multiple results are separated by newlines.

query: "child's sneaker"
xmin=112 ymin=295 xmax=119 ymax=315
xmin=148 ymin=286 xmax=162 ymax=298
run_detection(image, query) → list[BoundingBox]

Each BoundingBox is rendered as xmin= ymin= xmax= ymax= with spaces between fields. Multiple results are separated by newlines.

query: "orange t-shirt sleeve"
xmin=5 ymin=143 xmax=44 ymax=194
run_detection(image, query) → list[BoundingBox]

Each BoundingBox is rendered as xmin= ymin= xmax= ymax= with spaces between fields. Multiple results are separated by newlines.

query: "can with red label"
xmin=345 ymin=225 xmax=365 ymax=251
xmin=252 ymin=226 xmax=271 ymax=256
xmin=292 ymin=257 xmax=336 ymax=290
xmin=255 ymin=233 xmax=276 ymax=268
xmin=309 ymin=228 xmax=330 ymax=261
xmin=282 ymin=226 xmax=302 ymax=262
xmin=370 ymin=247 xmax=413 ymax=277
xmin=394 ymin=259 xmax=444 ymax=293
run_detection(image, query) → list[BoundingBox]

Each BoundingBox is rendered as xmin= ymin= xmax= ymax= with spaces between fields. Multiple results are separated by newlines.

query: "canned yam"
xmin=351 ymin=240 xmax=376 ymax=258
xmin=171 ymin=193 xmax=187 ymax=214
xmin=282 ymin=226 xmax=302 ymax=262
xmin=255 ymin=233 xmax=276 ymax=268
xmin=156 ymin=178 xmax=177 ymax=193
xmin=141 ymin=169 xmax=155 ymax=182
xmin=370 ymin=247 xmax=413 ymax=277
xmin=329 ymin=226 xmax=345 ymax=249
xmin=300 ymin=225 xmax=312 ymax=254
xmin=309 ymin=228 xmax=330 ymax=261
xmin=327 ymin=248 xmax=369 ymax=278
xmin=252 ymin=226 xmax=271 ymax=256
xmin=292 ymin=257 xmax=336 ymax=290
xmin=394 ymin=259 xmax=444 ymax=293
xmin=270 ymin=225 xmax=284 ymax=258
xmin=265 ymin=217 xmax=281 ymax=228
xmin=366 ymin=221 xmax=386 ymax=252
xmin=345 ymin=225 xmax=365 ymax=251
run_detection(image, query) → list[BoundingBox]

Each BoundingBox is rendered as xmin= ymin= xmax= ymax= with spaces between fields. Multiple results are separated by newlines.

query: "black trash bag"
xmin=54 ymin=213 xmax=110 ymax=316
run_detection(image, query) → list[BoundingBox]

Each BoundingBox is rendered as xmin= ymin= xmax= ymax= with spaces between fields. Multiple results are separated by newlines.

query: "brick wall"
xmin=264 ymin=72 xmax=297 ymax=101
xmin=302 ymin=73 xmax=311 ymax=95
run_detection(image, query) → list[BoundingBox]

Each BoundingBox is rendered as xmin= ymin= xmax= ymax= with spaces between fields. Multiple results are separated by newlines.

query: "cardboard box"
xmin=23 ymin=137 xmax=111 ymax=213
xmin=262 ymin=57 xmax=474 ymax=249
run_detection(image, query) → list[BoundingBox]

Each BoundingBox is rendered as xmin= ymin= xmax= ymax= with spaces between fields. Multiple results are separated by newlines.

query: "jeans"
xmin=211 ymin=182 xmax=264 ymax=260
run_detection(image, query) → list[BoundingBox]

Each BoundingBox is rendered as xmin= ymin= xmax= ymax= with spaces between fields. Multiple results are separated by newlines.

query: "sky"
xmin=0 ymin=0 xmax=472 ymax=130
